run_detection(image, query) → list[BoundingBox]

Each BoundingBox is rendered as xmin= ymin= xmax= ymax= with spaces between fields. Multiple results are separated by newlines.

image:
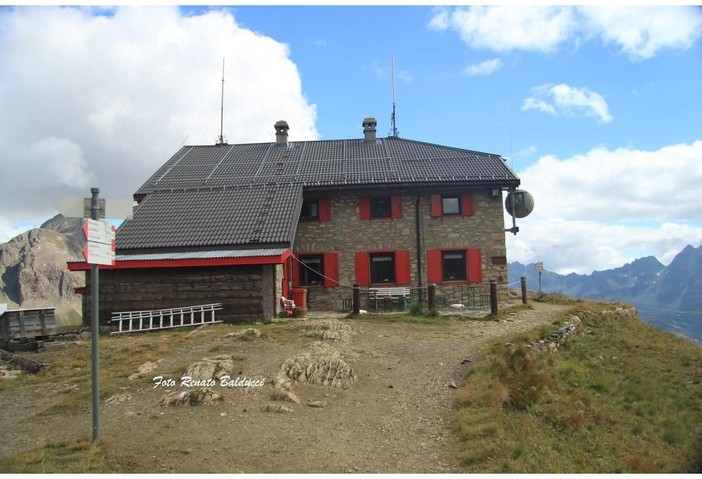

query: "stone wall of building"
xmin=293 ymin=186 xmax=511 ymax=311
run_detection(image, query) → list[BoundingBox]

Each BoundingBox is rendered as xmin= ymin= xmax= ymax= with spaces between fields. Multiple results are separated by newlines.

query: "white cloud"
xmin=0 ymin=6 xmax=318 ymax=242
xmin=521 ymin=97 xmax=557 ymax=116
xmin=579 ymin=6 xmax=702 ymax=60
xmin=429 ymin=6 xmax=702 ymax=60
xmin=507 ymin=140 xmax=702 ymax=273
xmin=429 ymin=6 xmax=576 ymax=53
xmin=522 ymin=83 xmax=612 ymax=123
xmin=507 ymin=218 xmax=702 ymax=275
xmin=519 ymin=141 xmax=702 ymax=222
xmin=464 ymin=58 xmax=503 ymax=76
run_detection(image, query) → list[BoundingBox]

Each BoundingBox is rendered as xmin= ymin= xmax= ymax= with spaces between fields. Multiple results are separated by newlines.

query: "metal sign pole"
xmin=90 ymin=187 xmax=100 ymax=442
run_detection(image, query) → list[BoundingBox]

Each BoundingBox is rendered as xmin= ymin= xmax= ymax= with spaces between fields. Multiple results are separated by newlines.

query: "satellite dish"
xmin=505 ymin=189 xmax=535 ymax=218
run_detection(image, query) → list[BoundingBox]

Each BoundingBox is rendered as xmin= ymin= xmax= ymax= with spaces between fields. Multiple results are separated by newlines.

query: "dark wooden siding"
xmin=84 ymin=265 xmax=270 ymax=327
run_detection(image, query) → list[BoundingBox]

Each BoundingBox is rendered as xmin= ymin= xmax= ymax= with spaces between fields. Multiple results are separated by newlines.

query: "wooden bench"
xmin=110 ymin=303 xmax=223 ymax=335
xmin=369 ymin=287 xmax=411 ymax=311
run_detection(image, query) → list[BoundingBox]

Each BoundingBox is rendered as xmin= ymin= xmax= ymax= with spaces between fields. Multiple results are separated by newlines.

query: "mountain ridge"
xmin=509 ymin=243 xmax=702 ymax=343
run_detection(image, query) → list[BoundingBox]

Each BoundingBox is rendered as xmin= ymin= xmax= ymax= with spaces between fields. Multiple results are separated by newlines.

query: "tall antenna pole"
xmin=390 ymin=53 xmax=399 ymax=138
xmin=216 ymin=58 xmax=226 ymax=146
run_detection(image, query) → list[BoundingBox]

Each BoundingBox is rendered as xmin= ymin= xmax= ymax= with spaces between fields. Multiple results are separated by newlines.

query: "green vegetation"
xmin=0 ymin=440 xmax=115 ymax=473
xmin=454 ymin=301 xmax=702 ymax=473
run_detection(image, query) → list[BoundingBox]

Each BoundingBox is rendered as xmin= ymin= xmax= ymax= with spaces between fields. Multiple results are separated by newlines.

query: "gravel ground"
xmin=0 ymin=301 xmax=572 ymax=473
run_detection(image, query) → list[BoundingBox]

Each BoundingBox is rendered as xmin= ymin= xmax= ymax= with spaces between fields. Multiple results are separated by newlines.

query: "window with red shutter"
xmin=395 ymin=250 xmax=411 ymax=285
xmin=318 ymin=198 xmax=332 ymax=222
xmin=427 ymin=249 xmax=443 ymax=283
xmin=355 ymin=252 xmax=370 ymax=286
xmin=461 ymin=194 xmax=474 ymax=217
xmin=359 ymin=197 xmax=371 ymax=219
xmin=323 ymin=252 xmax=339 ymax=287
xmin=467 ymin=248 xmax=483 ymax=283
xmin=391 ymin=195 xmax=403 ymax=218
xmin=430 ymin=195 xmax=443 ymax=217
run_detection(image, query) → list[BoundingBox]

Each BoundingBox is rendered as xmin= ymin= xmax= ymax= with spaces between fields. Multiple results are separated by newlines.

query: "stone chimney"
xmin=275 ymin=120 xmax=289 ymax=145
xmin=363 ymin=117 xmax=377 ymax=142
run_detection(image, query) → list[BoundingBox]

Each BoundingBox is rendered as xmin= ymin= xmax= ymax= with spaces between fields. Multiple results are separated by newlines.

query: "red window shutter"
xmin=467 ymin=248 xmax=483 ymax=283
xmin=430 ymin=195 xmax=442 ymax=217
xmin=427 ymin=249 xmax=443 ymax=283
xmin=461 ymin=193 xmax=475 ymax=216
xmin=318 ymin=198 xmax=331 ymax=222
xmin=355 ymin=252 xmax=370 ymax=286
xmin=395 ymin=250 xmax=411 ymax=285
xmin=323 ymin=252 xmax=339 ymax=287
xmin=291 ymin=254 xmax=300 ymax=288
xmin=391 ymin=195 xmax=403 ymax=218
xmin=359 ymin=197 xmax=371 ymax=219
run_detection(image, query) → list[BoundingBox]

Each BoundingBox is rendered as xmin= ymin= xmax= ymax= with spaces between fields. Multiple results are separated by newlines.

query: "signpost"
xmin=88 ymin=189 xmax=102 ymax=442
xmin=535 ymin=262 xmax=544 ymax=295
xmin=57 ymin=189 xmax=132 ymax=443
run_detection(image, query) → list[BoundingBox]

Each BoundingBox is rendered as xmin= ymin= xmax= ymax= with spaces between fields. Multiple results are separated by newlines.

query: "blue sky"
xmin=1 ymin=5 xmax=701 ymax=274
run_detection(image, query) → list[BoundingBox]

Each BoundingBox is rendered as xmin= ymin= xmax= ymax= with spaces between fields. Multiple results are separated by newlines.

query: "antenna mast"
xmin=216 ymin=58 xmax=227 ymax=146
xmin=390 ymin=54 xmax=399 ymax=138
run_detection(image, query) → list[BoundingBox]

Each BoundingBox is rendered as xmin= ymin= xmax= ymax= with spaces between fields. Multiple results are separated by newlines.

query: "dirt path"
xmin=0 ymin=301 xmax=572 ymax=473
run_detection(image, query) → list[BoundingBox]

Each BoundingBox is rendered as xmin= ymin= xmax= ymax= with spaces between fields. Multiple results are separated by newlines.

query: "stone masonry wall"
xmin=293 ymin=187 xmax=511 ymax=311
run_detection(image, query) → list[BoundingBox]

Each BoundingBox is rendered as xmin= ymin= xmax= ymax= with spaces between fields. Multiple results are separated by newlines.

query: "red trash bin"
xmin=291 ymin=288 xmax=307 ymax=309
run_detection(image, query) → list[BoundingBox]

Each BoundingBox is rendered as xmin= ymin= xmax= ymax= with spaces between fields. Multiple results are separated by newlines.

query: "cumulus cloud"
xmin=519 ymin=141 xmax=702 ymax=222
xmin=522 ymin=83 xmax=612 ymax=123
xmin=578 ymin=6 xmax=702 ymax=60
xmin=506 ymin=218 xmax=702 ymax=275
xmin=464 ymin=58 xmax=503 ymax=76
xmin=0 ymin=6 xmax=318 ymax=242
xmin=429 ymin=6 xmax=576 ymax=53
xmin=429 ymin=5 xmax=702 ymax=60
xmin=507 ymin=141 xmax=702 ymax=273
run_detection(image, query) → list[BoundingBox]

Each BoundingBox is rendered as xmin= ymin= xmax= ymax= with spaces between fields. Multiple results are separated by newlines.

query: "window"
xmin=370 ymin=253 xmax=396 ymax=283
xmin=441 ymin=196 xmax=461 ymax=215
xmin=355 ymin=250 xmax=411 ymax=286
xmin=300 ymin=200 xmax=319 ymax=221
xmin=442 ymin=251 xmax=467 ymax=281
xmin=370 ymin=197 xmax=391 ymax=218
xmin=299 ymin=254 xmax=324 ymax=285
xmin=431 ymin=193 xmax=474 ymax=217
xmin=292 ymin=252 xmax=339 ymax=288
xmin=427 ymin=248 xmax=483 ymax=284
xmin=359 ymin=196 xmax=403 ymax=219
xmin=299 ymin=198 xmax=331 ymax=222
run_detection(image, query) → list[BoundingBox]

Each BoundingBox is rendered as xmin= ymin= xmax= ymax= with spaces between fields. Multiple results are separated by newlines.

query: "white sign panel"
xmin=82 ymin=219 xmax=115 ymax=245
xmin=83 ymin=241 xmax=115 ymax=266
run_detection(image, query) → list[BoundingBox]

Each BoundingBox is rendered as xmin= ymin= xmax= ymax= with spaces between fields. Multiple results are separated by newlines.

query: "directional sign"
xmin=82 ymin=219 xmax=115 ymax=246
xmin=82 ymin=218 xmax=116 ymax=265
xmin=83 ymin=241 xmax=116 ymax=266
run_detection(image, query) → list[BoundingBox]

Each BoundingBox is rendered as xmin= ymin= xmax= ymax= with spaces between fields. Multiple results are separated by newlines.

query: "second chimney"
xmin=275 ymin=120 xmax=289 ymax=145
xmin=363 ymin=117 xmax=377 ymax=142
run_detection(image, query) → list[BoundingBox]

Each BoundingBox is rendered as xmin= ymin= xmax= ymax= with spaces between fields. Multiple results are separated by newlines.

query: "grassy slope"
xmin=453 ymin=298 xmax=702 ymax=473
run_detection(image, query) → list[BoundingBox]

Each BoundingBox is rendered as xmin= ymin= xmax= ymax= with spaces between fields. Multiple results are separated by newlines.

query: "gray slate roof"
xmin=117 ymin=184 xmax=302 ymax=252
xmin=118 ymin=136 xmax=519 ymax=254
xmin=135 ymin=136 xmax=518 ymax=196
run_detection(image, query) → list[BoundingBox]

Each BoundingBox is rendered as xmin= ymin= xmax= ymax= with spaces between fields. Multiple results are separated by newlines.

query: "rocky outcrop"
xmin=0 ymin=214 xmax=84 ymax=327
